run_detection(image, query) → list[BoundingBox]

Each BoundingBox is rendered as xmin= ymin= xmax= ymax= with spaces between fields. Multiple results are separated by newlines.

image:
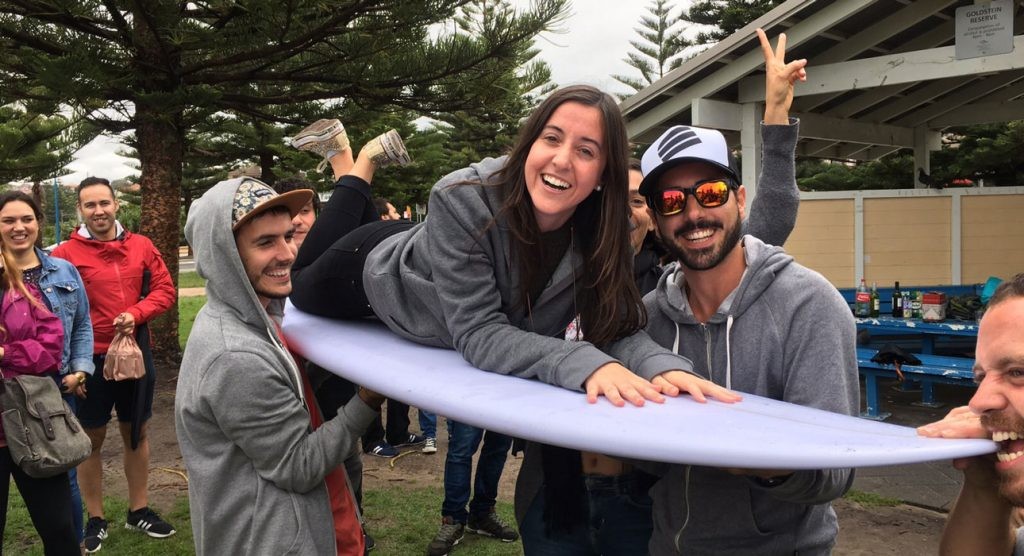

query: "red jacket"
xmin=52 ymin=229 xmax=176 ymax=353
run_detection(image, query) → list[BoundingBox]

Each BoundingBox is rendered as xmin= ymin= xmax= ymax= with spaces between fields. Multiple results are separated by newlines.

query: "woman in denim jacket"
xmin=0 ymin=192 xmax=94 ymax=546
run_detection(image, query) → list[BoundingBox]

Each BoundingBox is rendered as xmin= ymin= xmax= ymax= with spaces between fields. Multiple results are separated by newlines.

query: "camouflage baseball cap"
xmin=231 ymin=178 xmax=313 ymax=231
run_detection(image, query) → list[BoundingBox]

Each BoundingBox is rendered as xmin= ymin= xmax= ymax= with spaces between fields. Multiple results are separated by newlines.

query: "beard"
xmin=663 ymin=208 xmax=743 ymax=271
xmin=982 ymin=412 xmax=1024 ymax=505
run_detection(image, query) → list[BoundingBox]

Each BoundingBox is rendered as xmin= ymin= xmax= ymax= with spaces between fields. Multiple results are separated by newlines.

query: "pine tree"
xmin=0 ymin=106 xmax=95 ymax=183
xmin=613 ymin=0 xmax=689 ymax=96
xmin=681 ymin=0 xmax=785 ymax=51
xmin=0 ymin=0 xmax=568 ymax=359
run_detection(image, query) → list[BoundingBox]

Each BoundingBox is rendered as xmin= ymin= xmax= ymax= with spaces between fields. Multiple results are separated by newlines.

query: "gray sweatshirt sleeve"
xmin=425 ymin=185 xmax=617 ymax=391
xmin=203 ymin=351 xmax=377 ymax=494
xmin=743 ymin=119 xmax=800 ymax=247
xmin=757 ymin=274 xmax=860 ymax=504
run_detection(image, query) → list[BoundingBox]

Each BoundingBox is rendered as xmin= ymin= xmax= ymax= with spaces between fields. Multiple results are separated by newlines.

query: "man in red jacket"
xmin=52 ymin=177 xmax=177 ymax=553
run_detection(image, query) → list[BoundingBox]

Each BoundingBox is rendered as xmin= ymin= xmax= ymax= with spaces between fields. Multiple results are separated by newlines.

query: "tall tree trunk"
xmin=136 ymin=106 xmax=184 ymax=364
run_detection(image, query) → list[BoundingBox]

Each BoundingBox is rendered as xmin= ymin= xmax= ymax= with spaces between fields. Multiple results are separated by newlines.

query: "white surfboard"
xmin=282 ymin=304 xmax=995 ymax=469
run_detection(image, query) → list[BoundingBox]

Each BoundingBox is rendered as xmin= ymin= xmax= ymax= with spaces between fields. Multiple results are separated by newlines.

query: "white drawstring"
xmin=725 ymin=314 xmax=734 ymax=390
xmin=673 ymin=322 xmax=681 ymax=354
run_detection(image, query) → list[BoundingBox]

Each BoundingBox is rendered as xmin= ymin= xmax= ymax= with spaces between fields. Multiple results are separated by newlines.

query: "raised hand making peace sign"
xmin=757 ymin=28 xmax=807 ymax=125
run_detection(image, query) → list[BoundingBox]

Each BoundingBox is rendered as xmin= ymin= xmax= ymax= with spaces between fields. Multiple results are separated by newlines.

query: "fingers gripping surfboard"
xmin=282 ymin=303 xmax=994 ymax=469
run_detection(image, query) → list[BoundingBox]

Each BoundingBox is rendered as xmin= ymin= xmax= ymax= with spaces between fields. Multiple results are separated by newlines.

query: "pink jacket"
xmin=0 ymin=284 xmax=64 ymax=445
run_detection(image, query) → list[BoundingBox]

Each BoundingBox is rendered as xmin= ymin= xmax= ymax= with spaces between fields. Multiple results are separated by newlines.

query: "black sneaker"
xmin=83 ymin=516 xmax=107 ymax=554
xmin=125 ymin=506 xmax=177 ymax=538
xmin=394 ymin=433 xmax=427 ymax=448
xmin=467 ymin=510 xmax=518 ymax=542
xmin=426 ymin=516 xmax=465 ymax=556
xmin=364 ymin=530 xmax=375 ymax=553
xmin=365 ymin=441 xmax=399 ymax=458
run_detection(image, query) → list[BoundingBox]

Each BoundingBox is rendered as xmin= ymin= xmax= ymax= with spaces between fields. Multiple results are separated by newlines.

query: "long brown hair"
xmin=493 ymin=85 xmax=644 ymax=347
xmin=0 ymin=192 xmax=48 ymax=313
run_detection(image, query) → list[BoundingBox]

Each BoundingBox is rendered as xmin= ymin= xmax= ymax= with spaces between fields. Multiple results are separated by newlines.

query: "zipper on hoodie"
xmin=670 ymin=325 xmax=713 ymax=553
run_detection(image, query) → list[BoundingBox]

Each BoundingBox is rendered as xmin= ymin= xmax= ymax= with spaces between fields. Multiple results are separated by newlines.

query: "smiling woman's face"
xmin=0 ymin=200 xmax=40 ymax=257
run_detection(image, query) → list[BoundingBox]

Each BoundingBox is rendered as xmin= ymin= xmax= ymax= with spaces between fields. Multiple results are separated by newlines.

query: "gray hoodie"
xmin=643 ymin=236 xmax=859 ymax=555
xmin=178 ymin=178 xmax=377 ymax=555
xmin=363 ymin=157 xmax=694 ymax=390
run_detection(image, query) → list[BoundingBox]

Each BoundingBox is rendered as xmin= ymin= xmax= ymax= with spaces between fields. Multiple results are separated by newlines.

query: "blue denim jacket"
xmin=36 ymin=247 xmax=95 ymax=376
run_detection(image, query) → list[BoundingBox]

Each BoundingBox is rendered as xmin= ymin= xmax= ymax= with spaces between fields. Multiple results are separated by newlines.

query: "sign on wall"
xmin=955 ymin=0 xmax=1014 ymax=60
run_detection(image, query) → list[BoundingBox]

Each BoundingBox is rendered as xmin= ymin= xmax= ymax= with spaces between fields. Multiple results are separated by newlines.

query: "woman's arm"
xmin=67 ymin=265 xmax=96 ymax=375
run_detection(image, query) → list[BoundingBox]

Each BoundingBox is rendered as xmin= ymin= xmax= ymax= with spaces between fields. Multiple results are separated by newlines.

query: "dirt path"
xmin=129 ymin=374 xmax=947 ymax=554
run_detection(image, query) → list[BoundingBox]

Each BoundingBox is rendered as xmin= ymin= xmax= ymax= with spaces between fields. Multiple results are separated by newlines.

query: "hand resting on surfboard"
xmin=584 ymin=364 xmax=742 ymax=407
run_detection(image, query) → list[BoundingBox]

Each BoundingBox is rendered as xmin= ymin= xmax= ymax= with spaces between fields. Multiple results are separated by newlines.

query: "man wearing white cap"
xmin=177 ymin=178 xmax=384 ymax=555
xmin=636 ymin=30 xmax=859 ymax=555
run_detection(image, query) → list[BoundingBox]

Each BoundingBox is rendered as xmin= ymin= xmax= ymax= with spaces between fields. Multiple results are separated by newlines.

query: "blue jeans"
xmin=519 ymin=472 xmax=653 ymax=556
xmin=442 ymin=420 xmax=511 ymax=523
xmin=62 ymin=392 xmax=84 ymax=543
xmin=418 ymin=409 xmax=437 ymax=438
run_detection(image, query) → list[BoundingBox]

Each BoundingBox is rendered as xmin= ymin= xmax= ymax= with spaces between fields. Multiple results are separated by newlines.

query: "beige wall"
xmin=863 ymin=197 xmax=951 ymax=286
xmin=787 ymin=190 xmax=1023 ymax=289
xmin=961 ymin=195 xmax=1024 ymax=283
xmin=786 ymin=199 xmax=854 ymax=287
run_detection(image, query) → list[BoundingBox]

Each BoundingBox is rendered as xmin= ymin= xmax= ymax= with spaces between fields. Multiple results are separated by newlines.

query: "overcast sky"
xmin=63 ymin=2 xmax=651 ymax=183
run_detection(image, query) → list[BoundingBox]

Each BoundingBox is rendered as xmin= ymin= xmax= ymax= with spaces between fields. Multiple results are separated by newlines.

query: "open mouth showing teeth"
xmin=993 ymin=431 xmax=1024 ymax=462
xmin=542 ymin=174 xmax=570 ymax=191
xmin=684 ymin=229 xmax=715 ymax=241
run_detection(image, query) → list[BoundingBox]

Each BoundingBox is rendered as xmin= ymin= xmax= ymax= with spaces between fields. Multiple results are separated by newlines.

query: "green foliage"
xmin=3 ymin=493 xmax=192 ymax=555
xmin=614 ymin=0 xmax=689 ymax=96
xmin=0 ymin=105 xmax=98 ymax=183
xmin=364 ymin=485 xmax=519 ymax=555
xmin=27 ymin=182 xmax=80 ymax=246
xmin=797 ymin=154 xmax=913 ymax=192
xmin=682 ymin=1 xmax=786 ymax=49
xmin=424 ymin=0 xmax=555 ymax=190
xmin=932 ymin=122 xmax=1024 ymax=186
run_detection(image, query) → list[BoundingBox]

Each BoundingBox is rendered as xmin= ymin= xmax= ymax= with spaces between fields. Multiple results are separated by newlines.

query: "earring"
xmin=595 ymin=184 xmax=603 ymax=191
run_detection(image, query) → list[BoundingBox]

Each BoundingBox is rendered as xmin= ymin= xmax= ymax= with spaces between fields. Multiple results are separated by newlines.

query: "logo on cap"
xmin=638 ymin=125 xmax=738 ymax=197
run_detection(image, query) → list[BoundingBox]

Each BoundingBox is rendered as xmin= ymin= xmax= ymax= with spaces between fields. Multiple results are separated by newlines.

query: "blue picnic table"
xmin=837 ymin=284 xmax=981 ymax=421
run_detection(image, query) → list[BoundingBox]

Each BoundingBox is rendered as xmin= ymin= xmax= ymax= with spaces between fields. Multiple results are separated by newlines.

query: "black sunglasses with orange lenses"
xmin=648 ymin=179 xmax=735 ymax=216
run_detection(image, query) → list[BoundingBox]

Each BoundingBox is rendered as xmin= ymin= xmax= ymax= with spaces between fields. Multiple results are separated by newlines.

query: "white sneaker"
xmin=422 ymin=436 xmax=437 ymax=454
xmin=362 ymin=129 xmax=412 ymax=168
xmin=291 ymin=119 xmax=350 ymax=172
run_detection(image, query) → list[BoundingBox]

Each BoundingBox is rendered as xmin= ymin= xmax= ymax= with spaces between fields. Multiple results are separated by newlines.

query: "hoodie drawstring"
xmin=725 ymin=314 xmax=734 ymax=390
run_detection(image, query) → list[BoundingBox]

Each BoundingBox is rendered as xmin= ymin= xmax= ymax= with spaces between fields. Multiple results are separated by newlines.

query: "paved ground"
xmin=852 ymin=380 xmax=976 ymax=510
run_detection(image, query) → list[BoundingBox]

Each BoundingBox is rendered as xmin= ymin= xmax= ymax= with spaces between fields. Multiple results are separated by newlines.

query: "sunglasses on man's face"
xmin=649 ymin=179 xmax=734 ymax=216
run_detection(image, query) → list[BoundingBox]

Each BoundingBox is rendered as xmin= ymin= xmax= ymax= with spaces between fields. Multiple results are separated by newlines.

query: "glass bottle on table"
xmin=891 ymin=280 xmax=903 ymax=318
xmin=855 ymin=278 xmax=870 ymax=317
xmin=870 ymin=282 xmax=880 ymax=317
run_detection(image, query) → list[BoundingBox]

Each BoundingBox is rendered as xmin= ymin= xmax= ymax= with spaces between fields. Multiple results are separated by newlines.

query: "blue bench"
xmin=856 ymin=346 xmax=975 ymax=420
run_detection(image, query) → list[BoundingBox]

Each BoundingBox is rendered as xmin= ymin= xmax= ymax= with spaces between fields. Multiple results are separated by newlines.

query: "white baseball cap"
xmin=638 ymin=125 xmax=740 ymax=197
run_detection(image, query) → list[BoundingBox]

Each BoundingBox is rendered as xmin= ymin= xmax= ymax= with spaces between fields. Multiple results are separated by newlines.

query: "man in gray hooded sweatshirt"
xmin=638 ymin=125 xmax=858 ymax=555
xmin=177 ymin=178 xmax=382 ymax=554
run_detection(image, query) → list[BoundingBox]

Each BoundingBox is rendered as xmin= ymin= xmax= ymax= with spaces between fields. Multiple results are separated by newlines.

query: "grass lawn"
xmin=178 ymin=296 xmax=206 ymax=350
xmin=364 ymin=485 xmax=519 ymax=555
xmin=177 ymin=271 xmax=205 ymax=289
xmin=2 ymin=485 xmax=519 ymax=554
xmin=2 ymin=493 xmax=193 ymax=555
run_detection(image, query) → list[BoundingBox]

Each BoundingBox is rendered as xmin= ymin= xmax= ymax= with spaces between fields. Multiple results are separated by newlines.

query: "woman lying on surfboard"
xmin=286 ymin=76 xmax=793 ymax=407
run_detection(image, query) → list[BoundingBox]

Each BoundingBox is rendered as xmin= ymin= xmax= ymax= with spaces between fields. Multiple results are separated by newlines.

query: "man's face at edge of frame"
xmin=969 ymin=297 xmax=1024 ymax=505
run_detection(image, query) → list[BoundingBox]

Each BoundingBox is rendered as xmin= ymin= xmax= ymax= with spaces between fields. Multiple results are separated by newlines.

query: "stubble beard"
xmin=663 ymin=210 xmax=743 ymax=271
